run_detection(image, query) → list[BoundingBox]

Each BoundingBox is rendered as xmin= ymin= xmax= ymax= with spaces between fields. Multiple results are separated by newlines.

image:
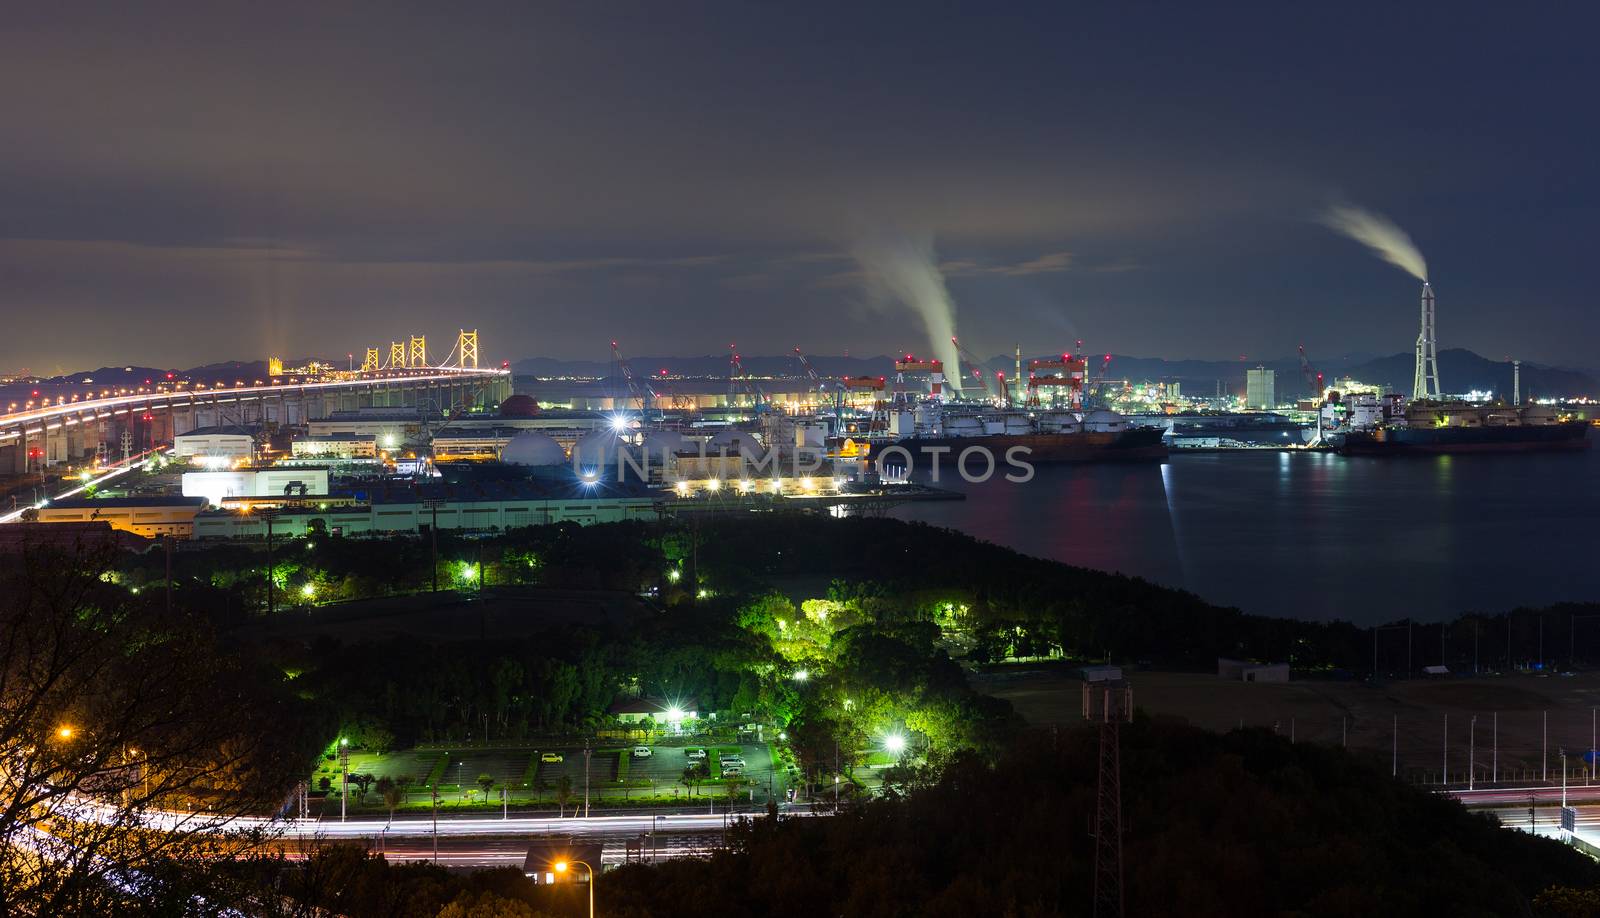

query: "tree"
xmin=0 ymin=542 xmax=320 ymax=915
xmin=477 ymin=773 xmax=495 ymax=801
xmin=350 ymin=772 xmax=376 ymax=802
xmin=555 ymin=775 xmax=573 ymax=817
xmin=680 ymin=763 xmax=708 ymax=797
xmin=377 ymin=776 xmax=402 ymax=821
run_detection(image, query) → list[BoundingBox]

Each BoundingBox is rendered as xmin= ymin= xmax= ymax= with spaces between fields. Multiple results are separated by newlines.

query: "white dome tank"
xmin=571 ymin=429 xmax=625 ymax=468
xmin=638 ymin=428 xmax=688 ymax=460
xmin=498 ymin=431 xmax=566 ymax=466
xmin=1082 ymin=409 xmax=1129 ymax=434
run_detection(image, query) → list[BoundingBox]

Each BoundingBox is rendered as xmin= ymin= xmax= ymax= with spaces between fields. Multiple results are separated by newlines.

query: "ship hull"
xmin=1339 ymin=421 xmax=1591 ymax=456
xmin=887 ymin=426 xmax=1168 ymax=464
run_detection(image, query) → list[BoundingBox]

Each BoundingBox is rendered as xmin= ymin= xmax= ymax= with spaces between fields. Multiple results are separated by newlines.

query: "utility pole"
xmin=163 ymin=535 xmax=173 ymax=613
xmin=340 ymin=740 xmax=350 ymax=822
xmin=1442 ymin=714 xmax=1448 ymax=785
xmin=1493 ymin=712 xmax=1498 ymax=783
xmin=1088 ymin=677 xmax=1131 ymax=918
xmin=432 ymin=787 xmax=439 ymax=863
xmin=1544 ymin=710 xmax=1549 ymax=783
xmin=583 ymin=744 xmax=592 ymax=818
xmin=260 ymin=507 xmax=280 ymax=615
xmin=423 ymin=499 xmax=445 ymax=591
xmin=1469 ymin=716 xmax=1476 ymax=790
xmin=1392 ymin=714 xmax=1398 ymax=778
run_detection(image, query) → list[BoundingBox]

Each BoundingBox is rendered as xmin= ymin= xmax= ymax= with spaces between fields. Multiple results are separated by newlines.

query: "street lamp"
xmin=553 ymin=859 xmax=595 ymax=918
xmin=56 ymin=725 xmax=74 ymax=741
xmin=884 ymin=733 xmax=906 ymax=756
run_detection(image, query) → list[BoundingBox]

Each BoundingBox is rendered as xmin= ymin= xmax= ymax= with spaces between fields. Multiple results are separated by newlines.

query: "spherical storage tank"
xmin=498 ymin=431 xmax=566 ymax=466
xmin=571 ymin=429 xmax=626 ymax=471
xmin=638 ymin=428 xmax=688 ymax=466
xmin=498 ymin=394 xmax=540 ymax=417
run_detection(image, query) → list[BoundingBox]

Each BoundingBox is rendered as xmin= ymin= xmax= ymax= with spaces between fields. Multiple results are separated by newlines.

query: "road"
xmin=1449 ymin=785 xmax=1600 ymax=807
xmin=0 ymin=449 xmax=158 ymax=523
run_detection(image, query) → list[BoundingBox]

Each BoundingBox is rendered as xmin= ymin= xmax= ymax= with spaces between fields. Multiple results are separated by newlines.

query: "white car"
xmin=632 ymin=746 xmax=652 ymax=758
xmin=685 ymin=748 xmax=707 ymax=760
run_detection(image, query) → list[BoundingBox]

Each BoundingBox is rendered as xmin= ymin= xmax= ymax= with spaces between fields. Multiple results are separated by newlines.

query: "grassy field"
xmin=976 ymin=666 xmax=1600 ymax=783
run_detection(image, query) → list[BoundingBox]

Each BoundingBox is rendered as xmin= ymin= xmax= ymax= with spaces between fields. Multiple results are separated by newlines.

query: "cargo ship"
xmin=1337 ymin=402 xmax=1591 ymax=456
xmin=883 ymin=407 xmax=1168 ymax=465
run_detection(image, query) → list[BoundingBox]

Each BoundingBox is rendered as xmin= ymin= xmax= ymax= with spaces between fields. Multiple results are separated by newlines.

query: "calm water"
xmin=889 ymin=444 xmax=1600 ymax=625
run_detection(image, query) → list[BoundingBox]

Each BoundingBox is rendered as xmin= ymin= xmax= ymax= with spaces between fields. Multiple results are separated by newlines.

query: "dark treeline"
xmin=692 ymin=515 xmax=1600 ymax=674
xmin=600 ymin=722 xmax=1600 ymax=918
xmin=237 ymin=722 xmax=1600 ymax=918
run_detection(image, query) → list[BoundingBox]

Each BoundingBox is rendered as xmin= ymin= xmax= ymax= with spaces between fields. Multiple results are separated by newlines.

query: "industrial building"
xmin=1245 ymin=367 xmax=1276 ymax=410
xmin=172 ymin=425 xmax=256 ymax=464
xmin=190 ymin=479 xmax=659 ymax=539
xmin=182 ymin=467 xmax=332 ymax=507
xmin=291 ymin=433 xmax=378 ymax=458
xmin=34 ymin=495 xmax=209 ymax=538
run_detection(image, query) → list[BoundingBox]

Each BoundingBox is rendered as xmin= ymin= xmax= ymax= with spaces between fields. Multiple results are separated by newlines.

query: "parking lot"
xmin=316 ymin=741 xmax=783 ymax=809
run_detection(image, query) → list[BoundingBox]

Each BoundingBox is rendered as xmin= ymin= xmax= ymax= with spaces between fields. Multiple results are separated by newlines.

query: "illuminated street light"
xmin=552 ymin=859 xmax=595 ymax=918
xmin=792 ymin=668 xmax=809 ymax=682
xmin=301 ymin=583 xmax=316 ymax=599
xmin=56 ymin=725 xmax=74 ymax=740
xmin=884 ymin=733 xmax=907 ymax=755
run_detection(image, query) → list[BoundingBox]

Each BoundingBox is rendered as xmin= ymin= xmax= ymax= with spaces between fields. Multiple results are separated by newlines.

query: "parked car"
xmin=685 ymin=747 xmax=707 ymax=760
xmin=724 ymin=765 xmax=743 ymax=777
xmin=540 ymin=752 xmax=564 ymax=763
xmin=632 ymin=746 xmax=652 ymax=758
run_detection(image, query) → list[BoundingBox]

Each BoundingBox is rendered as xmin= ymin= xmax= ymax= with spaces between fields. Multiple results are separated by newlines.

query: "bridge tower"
xmin=360 ymin=348 xmax=380 ymax=372
xmin=408 ymin=335 xmax=428 ymax=368
xmin=388 ymin=341 xmax=406 ymax=368
xmin=457 ymin=329 xmax=479 ymax=369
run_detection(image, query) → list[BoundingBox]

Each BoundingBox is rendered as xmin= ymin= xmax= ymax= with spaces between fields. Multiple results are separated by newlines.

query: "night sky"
xmin=2 ymin=3 xmax=1596 ymax=373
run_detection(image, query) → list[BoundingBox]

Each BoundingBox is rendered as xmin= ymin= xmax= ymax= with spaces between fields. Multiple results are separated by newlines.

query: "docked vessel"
xmin=885 ymin=407 xmax=1168 ymax=465
xmin=1336 ymin=400 xmax=1591 ymax=456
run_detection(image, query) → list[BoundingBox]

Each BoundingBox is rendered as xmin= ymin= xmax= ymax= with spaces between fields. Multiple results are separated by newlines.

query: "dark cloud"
xmin=0 ymin=2 xmax=1595 ymax=371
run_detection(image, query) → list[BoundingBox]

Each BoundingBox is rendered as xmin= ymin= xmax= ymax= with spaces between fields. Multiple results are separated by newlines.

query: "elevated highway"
xmin=0 ymin=367 xmax=510 ymax=474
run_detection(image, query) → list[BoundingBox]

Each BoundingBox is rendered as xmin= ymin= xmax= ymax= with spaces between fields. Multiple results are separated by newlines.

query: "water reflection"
xmin=892 ymin=448 xmax=1600 ymax=625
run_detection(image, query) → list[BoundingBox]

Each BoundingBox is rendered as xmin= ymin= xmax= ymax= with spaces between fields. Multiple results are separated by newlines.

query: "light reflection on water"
xmin=888 ymin=447 xmax=1599 ymax=625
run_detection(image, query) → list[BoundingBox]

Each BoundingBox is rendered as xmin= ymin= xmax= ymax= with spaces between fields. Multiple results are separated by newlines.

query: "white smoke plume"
xmin=1319 ymin=203 xmax=1428 ymax=281
xmin=851 ymin=233 xmax=963 ymax=379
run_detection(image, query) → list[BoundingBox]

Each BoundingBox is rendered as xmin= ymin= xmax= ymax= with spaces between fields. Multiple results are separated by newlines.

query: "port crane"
xmin=792 ymin=346 xmax=832 ymax=410
xmin=1297 ymin=345 xmax=1324 ymax=401
xmin=949 ymin=337 xmax=1001 ymax=401
xmin=611 ymin=340 xmax=659 ymax=413
xmin=726 ymin=346 xmax=771 ymax=412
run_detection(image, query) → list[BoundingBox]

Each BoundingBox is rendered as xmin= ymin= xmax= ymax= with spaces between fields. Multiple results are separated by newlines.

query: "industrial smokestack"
xmin=1513 ymin=359 xmax=1521 ymax=406
xmin=1412 ymin=282 xmax=1441 ymax=401
xmin=851 ymin=233 xmax=962 ymax=381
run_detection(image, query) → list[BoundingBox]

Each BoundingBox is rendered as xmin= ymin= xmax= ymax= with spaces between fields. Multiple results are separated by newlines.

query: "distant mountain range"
xmin=7 ymin=350 xmax=1594 ymax=403
xmin=515 ymin=349 xmax=1597 ymax=399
